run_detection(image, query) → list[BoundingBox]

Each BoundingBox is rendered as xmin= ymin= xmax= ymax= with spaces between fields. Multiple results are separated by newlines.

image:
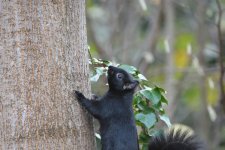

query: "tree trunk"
xmin=164 ymin=0 xmax=176 ymax=119
xmin=196 ymin=0 xmax=210 ymax=147
xmin=0 ymin=0 xmax=95 ymax=149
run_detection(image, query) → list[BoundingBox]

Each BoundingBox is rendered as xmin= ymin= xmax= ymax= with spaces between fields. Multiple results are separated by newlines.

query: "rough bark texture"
xmin=0 ymin=0 xmax=95 ymax=149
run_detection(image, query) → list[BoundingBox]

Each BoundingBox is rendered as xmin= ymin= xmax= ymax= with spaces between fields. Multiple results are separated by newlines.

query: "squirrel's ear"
xmin=123 ymin=80 xmax=139 ymax=90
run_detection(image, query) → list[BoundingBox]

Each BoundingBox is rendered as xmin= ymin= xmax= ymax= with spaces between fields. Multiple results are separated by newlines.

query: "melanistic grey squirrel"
xmin=74 ymin=66 xmax=202 ymax=150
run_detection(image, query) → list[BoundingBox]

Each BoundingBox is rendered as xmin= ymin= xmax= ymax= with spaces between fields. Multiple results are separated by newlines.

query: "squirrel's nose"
xmin=108 ymin=66 xmax=115 ymax=75
xmin=108 ymin=66 xmax=114 ymax=70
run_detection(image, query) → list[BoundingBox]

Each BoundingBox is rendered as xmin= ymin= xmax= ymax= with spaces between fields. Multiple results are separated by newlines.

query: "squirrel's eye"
xmin=116 ymin=73 xmax=123 ymax=80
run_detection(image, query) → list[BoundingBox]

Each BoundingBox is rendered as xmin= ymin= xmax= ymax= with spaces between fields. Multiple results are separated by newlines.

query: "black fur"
xmin=148 ymin=128 xmax=202 ymax=150
xmin=75 ymin=66 xmax=139 ymax=150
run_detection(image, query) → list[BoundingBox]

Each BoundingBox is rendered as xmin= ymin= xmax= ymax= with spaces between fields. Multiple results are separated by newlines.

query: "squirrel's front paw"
xmin=91 ymin=94 xmax=99 ymax=100
xmin=74 ymin=90 xmax=85 ymax=101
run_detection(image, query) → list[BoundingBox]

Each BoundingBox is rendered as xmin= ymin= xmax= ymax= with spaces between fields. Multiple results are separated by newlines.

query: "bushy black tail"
xmin=148 ymin=128 xmax=202 ymax=150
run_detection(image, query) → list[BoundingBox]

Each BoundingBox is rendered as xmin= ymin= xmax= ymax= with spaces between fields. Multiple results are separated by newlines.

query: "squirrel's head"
xmin=107 ymin=66 xmax=139 ymax=92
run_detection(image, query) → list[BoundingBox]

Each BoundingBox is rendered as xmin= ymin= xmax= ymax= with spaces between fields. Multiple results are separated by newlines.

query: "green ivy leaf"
xmin=90 ymin=73 xmax=101 ymax=82
xmin=161 ymin=95 xmax=168 ymax=105
xmin=135 ymin=113 xmax=156 ymax=129
xmin=138 ymin=74 xmax=147 ymax=81
xmin=137 ymin=102 xmax=148 ymax=111
xmin=90 ymin=67 xmax=105 ymax=82
xmin=119 ymin=64 xmax=137 ymax=74
xmin=140 ymin=88 xmax=161 ymax=105
xmin=136 ymin=102 xmax=154 ymax=112
xmin=159 ymin=108 xmax=165 ymax=114
xmin=133 ymin=94 xmax=142 ymax=104
xmin=155 ymin=86 xmax=167 ymax=94
xmin=159 ymin=114 xmax=171 ymax=127
xmin=148 ymin=129 xmax=162 ymax=137
xmin=154 ymin=101 xmax=162 ymax=110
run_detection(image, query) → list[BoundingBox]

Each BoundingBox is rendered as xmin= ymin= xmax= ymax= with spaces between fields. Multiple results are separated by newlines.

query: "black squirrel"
xmin=74 ymin=66 xmax=202 ymax=150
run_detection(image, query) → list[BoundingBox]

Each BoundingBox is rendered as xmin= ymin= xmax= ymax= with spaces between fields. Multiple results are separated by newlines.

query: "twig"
xmin=216 ymin=0 xmax=225 ymax=112
xmin=88 ymin=47 xmax=93 ymax=62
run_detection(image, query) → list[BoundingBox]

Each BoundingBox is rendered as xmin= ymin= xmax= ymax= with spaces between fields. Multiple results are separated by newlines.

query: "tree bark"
xmin=0 ymin=0 xmax=95 ymax=149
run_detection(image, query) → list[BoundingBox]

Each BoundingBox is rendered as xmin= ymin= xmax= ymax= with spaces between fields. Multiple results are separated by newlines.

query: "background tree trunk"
xmin=164 ymin=0 xmax=176 ymax=119
xmin=196 ymin=0 xmax=210 ymax=147
xmin=0 ymin=0 xmax=95 ymax=149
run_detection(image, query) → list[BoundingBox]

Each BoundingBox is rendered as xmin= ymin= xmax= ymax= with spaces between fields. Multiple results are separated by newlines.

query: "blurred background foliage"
xmin=86 ymin=0 xmax=225 ymax=149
